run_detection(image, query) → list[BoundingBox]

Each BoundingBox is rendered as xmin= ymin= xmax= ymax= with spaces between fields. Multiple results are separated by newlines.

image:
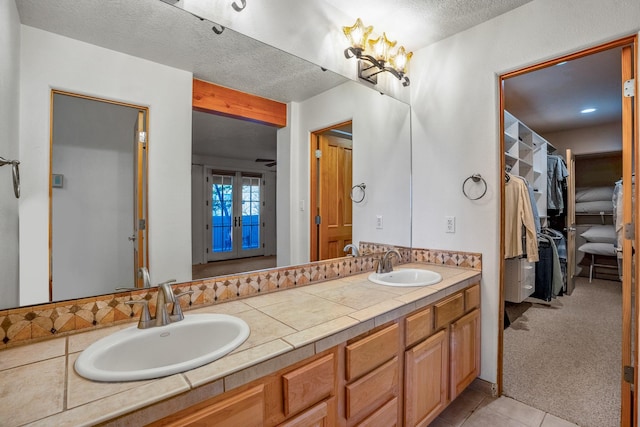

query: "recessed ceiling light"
xmin=556 ymin=61 xmax=568 ymax=66
xmin=581 ymin=108 xmax=597 ymax=114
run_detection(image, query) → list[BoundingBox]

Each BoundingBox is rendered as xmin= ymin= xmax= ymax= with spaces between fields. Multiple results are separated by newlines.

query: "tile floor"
xmin=429 ymin=387 xmax=579 ymax=427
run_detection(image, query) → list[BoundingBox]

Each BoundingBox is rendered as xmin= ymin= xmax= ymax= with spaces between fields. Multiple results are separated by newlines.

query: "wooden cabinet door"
xmin=157 ymin=384 xmax=264 ymax=427
xmin=404 ymin=329 xmax=449 ymax=427
xmin=450 ymin=308 xmax=480 ymax=401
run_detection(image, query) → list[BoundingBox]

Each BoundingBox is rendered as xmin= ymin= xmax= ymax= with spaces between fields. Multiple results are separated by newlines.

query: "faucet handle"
xmin=115 ymin=286 xmax=139 ymax=292
xmin=125 ymin=300 xmax=152 ymax=328
xmin=157 ymin=279 xmax=177 ymax=287
xmin=374 ymin=259 xmax=383 ymax=274
xmin=175 ymin=290 xmax=194 ymax=299
xmin=171 ymin=290 xmax=194 ymax=321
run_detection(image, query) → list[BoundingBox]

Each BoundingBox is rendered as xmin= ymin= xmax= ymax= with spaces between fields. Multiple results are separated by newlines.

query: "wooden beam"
xmin=192 ymin=78 xmax=287 ymax=128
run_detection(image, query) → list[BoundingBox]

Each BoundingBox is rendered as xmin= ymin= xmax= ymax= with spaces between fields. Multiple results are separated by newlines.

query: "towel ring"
xmin=0 ymin=157 xmax=20 ymax=199
xmin=462 ymin=173 xmax=487 ymax=201
xmin=350 ymin=183 xmax=366 ymax=203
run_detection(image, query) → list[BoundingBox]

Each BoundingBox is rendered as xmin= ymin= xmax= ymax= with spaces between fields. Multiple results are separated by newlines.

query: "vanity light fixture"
xmin=342 ymin=18 xmax=412 ymax=87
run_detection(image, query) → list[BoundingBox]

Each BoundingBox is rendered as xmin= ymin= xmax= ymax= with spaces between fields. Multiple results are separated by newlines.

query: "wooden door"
xmin=565 ymin=148 xmax=576 ymax=295
xmin=133 ymin=110 xmax=148 ymax=287
xmin=207 ymin=170 xmax=264 ymax=262
xmin=310 ymin=131 xmax=353 ymax=261
xmin=404 ymin=329 xmax=448 ymax=427
xmin=620 ymin=43 xmax=636 ymax=427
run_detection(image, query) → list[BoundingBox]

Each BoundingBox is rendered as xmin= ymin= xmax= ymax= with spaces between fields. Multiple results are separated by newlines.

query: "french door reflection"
xmin=207 ymin=170 xmax=263 ymax=261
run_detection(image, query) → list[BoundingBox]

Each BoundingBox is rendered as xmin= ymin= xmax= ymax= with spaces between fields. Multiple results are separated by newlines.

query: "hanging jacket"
xmin=505 ymin=174 xmax=539 ymax=262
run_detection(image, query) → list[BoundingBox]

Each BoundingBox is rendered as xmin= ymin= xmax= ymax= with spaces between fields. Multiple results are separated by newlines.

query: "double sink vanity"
xmin=1 ymin=257 xmax=481 ymax=426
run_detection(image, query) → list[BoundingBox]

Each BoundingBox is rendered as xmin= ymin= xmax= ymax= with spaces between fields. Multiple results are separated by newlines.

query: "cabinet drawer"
xmin=278 ymin=398 xmax=333 ymax=427
xmin=158 ymin=384 xmax=264 ymax=427
xmin=465 ymin=284 xmax=480 ymax=312
xmin=346 ymin=323 xmax=398 ymax=381
xmin=346 ymin=356 xmax=399 ymax=419
xmin=283 ymin=353 xmax=335 ymax=417
xmin=354 ymin=397 xmax=398 ymax=427
xmin=434 ymin=292 xmax=464 ymax=329
xmin=405 ymin=306 xmax=433 ymax=348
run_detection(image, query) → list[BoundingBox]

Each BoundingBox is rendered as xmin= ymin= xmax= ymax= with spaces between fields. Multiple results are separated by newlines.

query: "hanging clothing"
xmin=526 ymin=180 xmax=541 ymax=234
xmin=534 ymin=235 xmax=563 ymax=300
xmin=613 ymin=179 xmax=623 ymax=257
xmin=547 ymin=155 xmax=569 ymax=213
xmin=504 ymin=173 xmax=539 ymax=262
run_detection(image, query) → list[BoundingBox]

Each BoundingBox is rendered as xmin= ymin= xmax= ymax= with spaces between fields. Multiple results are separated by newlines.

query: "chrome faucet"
xmin=126 ymin=279 xmax=194 ymax=329
xmin=115 ymin=266 xmax=151 ymax=292
xmin=138 ymin=266 xmax=150 ymax=288
xmin=343 ymin=243 xmax=360 ymax=257
xmin=376 ymin=249 xmax=402 ymax=274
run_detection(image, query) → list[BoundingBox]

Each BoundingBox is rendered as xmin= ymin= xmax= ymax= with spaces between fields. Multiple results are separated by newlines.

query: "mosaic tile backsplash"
xmin=0 ymin=244 xmax=481 ymax=350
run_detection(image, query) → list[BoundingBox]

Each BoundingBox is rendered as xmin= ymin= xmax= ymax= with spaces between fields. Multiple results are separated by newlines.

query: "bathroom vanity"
xmin=0 ymin=263 xmax=480 ymax=426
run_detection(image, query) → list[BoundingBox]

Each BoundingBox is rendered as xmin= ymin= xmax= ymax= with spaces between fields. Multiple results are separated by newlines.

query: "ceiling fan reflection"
xmin=255 ymin=158 xmax=277 ymax=167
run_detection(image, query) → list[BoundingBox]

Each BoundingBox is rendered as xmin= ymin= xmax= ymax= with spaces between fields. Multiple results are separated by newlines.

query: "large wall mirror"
xmin=2 ymin=0 xmax=411 ymax=310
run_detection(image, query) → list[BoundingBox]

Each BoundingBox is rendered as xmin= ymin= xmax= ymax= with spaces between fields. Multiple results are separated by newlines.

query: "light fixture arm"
xmin=344 ymin=47 xmax=410 ymax=87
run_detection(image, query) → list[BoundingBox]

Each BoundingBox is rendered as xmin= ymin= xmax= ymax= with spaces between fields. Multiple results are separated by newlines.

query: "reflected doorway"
xmin=50 ymin=92 xmax=148 ymax=300
xmin=191 ymin=111 xmax=278 ymax=276
xmin=310 ymin=122 xmax=353 ymax=261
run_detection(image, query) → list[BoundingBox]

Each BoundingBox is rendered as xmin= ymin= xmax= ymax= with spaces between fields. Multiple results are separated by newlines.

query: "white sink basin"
xmin=368 ymin=268 xmax=442 ymax=287
xmin=75 ymin=313 xmax=250 ymax=382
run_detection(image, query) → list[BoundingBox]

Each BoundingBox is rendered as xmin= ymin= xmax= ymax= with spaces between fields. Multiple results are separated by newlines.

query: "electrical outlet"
xmin=446 ymin=216 xmax=455 ymax=233
xmin=376 ymin=215 xmax=383 ymax=229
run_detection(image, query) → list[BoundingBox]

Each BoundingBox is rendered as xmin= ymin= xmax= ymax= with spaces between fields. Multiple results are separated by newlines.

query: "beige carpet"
xmin=503 ymin=277 xmax=622 ymax=427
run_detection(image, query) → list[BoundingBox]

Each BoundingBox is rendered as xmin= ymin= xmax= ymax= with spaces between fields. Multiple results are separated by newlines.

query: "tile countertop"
xmin=0 ymin=263 xmax=480 ymax=427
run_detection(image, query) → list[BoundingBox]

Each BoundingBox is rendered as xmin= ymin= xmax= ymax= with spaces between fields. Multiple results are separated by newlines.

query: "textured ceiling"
xmin=324 ymin=0 xmax=534 ymax=51
xmin=15 ymin=0 xmax=349 ymax=104
xmin=15 ymin=0 xmax=351 ymax=161
xmin=16 ymin=0 xmax=611 ymax=157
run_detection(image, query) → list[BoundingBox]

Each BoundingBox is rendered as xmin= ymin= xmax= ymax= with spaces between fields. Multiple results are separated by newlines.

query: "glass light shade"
xmin=390 ymin=46 xmax=413 ymax=74
xmin=368 ymin=33 xmax=396 ymax=62
xmin=342 ymin=18 xmax=373 ymax=50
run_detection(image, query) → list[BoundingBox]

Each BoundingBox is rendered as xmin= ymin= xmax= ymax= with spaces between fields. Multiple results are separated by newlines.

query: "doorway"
xmin=50 ymin=91 xmax=148 ymax=299
xmin=206 ymin=169 xmax=264 ymax=262
xmin=499 ymin=36 xmax=638 ymax=427
xmin=191 ymin=109 xmax=278 ymax=276
xmin=310 ymin=122 xmax=353 ymax=262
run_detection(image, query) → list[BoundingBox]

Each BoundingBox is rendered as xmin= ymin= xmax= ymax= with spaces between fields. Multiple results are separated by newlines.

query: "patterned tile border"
xmin=0 ymin=244 xmax=481 ymax=350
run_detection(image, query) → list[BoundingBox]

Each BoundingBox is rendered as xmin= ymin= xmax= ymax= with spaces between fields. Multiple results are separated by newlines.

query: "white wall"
xmin=285 ymin=81 xmax=412 ymax=266
xmin=410 ymin=0 xmax=640 ymax=384
xmin=19 ymin=26 xmax=193 ymax=305
xmin=0 ymin=1 xmax=20 ymax=309
xmin=51 ymin=96 xmax=137 ymax=300
xmin=543 ymin=121 xmax=622 ymax=156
